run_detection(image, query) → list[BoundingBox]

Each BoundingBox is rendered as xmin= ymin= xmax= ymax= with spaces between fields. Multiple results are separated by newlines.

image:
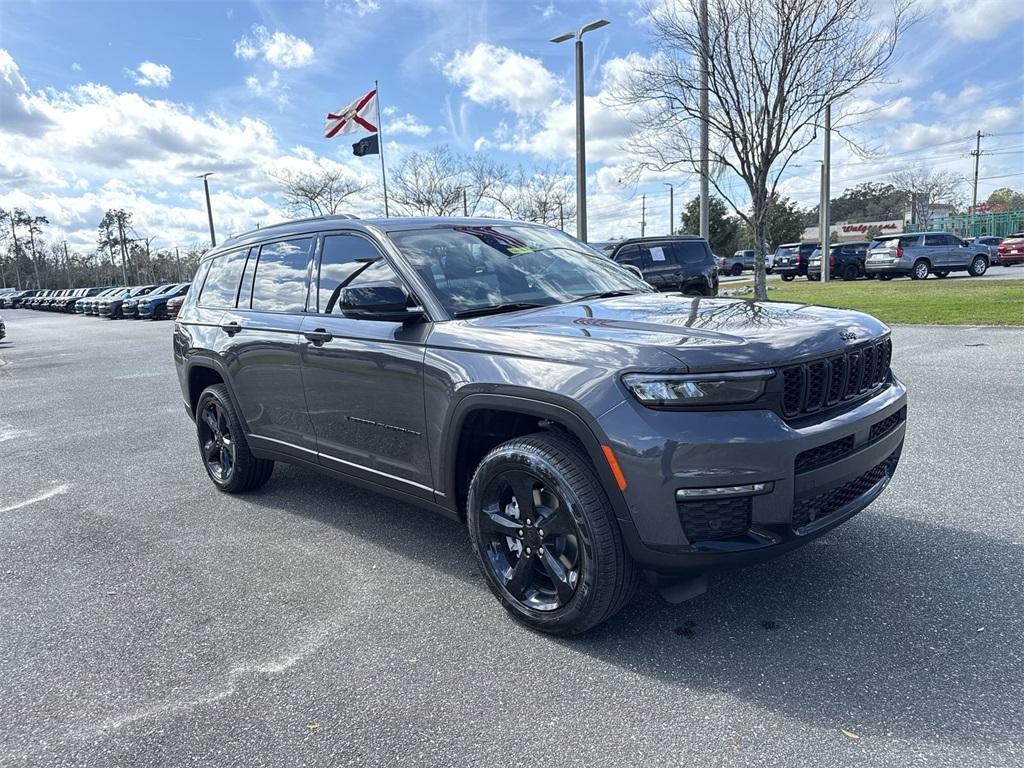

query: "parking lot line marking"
xmin=0 ymin=484 xmax=70 ymax=514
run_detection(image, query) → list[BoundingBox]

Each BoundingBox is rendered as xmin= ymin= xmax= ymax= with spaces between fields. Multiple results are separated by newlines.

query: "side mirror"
xmin=621 ymin=264 xmax=645 ymax=281
xmin=340 ymin=283 xmax=425 ymax=322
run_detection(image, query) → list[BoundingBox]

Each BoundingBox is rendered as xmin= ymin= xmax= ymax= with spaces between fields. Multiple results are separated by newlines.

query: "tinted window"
xmin=317 ymin=234 xmax=402 ymax=314
xmin=672 ymin=240 xmax=710 ymax=265
xmin=924 ymin=234 xmax=945 ymax=246
xmin=250 ymin=238 xmax=312 ymax=313
xmin=615 ymin=245 xmax=645 ymax=269
xmin=199 ymin=250 xmax=248 ymax=308
xmin=236 ymin=247 xmax=259 ymax=308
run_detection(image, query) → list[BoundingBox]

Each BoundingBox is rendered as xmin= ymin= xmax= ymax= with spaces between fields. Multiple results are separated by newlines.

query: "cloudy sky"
xmin=1 ymin=0 xmax=1022 ymax=252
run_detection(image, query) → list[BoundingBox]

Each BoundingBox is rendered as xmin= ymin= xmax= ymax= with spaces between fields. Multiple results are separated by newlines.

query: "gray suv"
xmin=865 ymin=232 xmax=990 ymax=280
xmin=174 ymin=216 xmax=908 ymax=634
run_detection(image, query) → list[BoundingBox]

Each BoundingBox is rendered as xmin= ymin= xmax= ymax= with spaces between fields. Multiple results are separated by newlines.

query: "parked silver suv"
xmin=865 ymin=232 xmax=990 ymax=280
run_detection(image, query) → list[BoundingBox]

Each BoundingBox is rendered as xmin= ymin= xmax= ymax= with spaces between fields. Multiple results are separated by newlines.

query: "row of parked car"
xmin=0 ymin=282 xmax=191 ymax=318
xmin=718 ymin=232 xmax=1022 ymax=281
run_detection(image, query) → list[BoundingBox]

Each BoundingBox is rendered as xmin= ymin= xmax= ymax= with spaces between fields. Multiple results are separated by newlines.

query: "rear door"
xmin=216 ymin=237 xmax=317 ymax=456
xmin=299 ymin=231 xmax=433 ymax=500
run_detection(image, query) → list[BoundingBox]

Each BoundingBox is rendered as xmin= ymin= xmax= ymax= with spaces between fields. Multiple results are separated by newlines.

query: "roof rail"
xmin=219 ymin=213 xmax=361 ymax=247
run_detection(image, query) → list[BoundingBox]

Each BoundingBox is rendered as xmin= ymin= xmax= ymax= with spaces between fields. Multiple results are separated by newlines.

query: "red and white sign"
xmin=324 ymin=88 xmax=378 ymax=139
xmin=840 ymin=220 xmax=902 ymax=234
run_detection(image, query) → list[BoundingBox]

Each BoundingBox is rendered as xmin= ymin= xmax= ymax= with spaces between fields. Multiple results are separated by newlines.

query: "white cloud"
xmin=234 ymin=25 xmax=314 ymax=69
xmin=71 ymin=62 xmax=82 ymax=72
xmin=0 ymin=49 xmax=55 ymax=137
xmin=387 ymin=113 xmax=431 ymax=137
xmin=443 ymin=43 xmax=561 ymax=116
xmin=341 ymin=0 xmax=380 ymax=16
xmin=941 ymin=0 xmax=1024 ymax=40
xmin=535 ymin=2 xmax=557 ymax=19
xmin=129 ymin=61 xmax=173 ymax=88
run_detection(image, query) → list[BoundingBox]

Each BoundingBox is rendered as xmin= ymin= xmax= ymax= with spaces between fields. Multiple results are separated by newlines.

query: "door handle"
xmin=221 ymin=321 xmax=241 ymax=336
xmin=304 ymin=328 xmax=333 ymax=345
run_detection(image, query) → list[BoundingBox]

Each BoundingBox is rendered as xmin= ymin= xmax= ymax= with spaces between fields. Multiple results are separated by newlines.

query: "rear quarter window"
xmin=199 ymin=249 xmax=248 ymax=308
xmin=672 ymin=241 xmax=712 ymax=265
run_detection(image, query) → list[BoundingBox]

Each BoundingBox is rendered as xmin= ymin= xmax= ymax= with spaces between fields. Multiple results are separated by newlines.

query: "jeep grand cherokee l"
xmin=174 ymin=216 xmax=908 ymax=635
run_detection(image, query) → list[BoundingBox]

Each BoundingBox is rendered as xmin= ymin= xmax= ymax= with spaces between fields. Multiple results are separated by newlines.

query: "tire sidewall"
xmin=467 ymin=445 xmax=601 ymax=632
xmin=970 ymin=256 xmax=987 ymax=276
xmin=912 ymin=260 xmax=929 ymax=280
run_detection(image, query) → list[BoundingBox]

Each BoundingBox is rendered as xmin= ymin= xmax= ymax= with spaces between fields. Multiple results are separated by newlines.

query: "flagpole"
xmin=375 ymin=79 xmax=390 ymax=217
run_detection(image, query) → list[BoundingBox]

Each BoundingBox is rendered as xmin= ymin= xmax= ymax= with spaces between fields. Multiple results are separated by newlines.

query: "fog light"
xmin=676 ymin=482 xmax=773 ymax=499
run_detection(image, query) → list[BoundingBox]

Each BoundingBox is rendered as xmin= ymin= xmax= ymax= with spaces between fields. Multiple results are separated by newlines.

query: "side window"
xmin=947 ymin=235 xmax=965 ymax=247
xmin=924 ymin=234 xmax=944 ymax=247
xmin=199 ymin=249 xmax=248 ymax=308
xmin=249 ymin=238 xmax=312 ymax=313
xmin=614 ymin=245 xmax=646 ymax=269
xmin=672 ymin=241 xmax=710 ymax=265
xmin=645 ymin=244 xmax=672 ymax=265
xmin=317 ymin=234 xmax=404 ymax=315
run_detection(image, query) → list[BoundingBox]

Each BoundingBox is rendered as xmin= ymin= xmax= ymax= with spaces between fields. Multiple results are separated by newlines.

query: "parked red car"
xmin=166 ymin=293 xmax=186 ymax=318
xmin=996 ymin=233 xmax=1024 ymax=266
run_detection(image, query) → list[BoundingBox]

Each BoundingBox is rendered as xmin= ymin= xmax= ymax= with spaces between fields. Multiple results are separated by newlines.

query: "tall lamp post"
xmin=550 ymin=18 xmax=610 ymax=244
xmin=663 ymin=182 xmax=675 ymax=235
xmin=197 ymin=173 xmax=217 ymax=247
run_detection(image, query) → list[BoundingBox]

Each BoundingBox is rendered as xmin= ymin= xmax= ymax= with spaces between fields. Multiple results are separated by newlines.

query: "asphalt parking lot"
xmin=1 ymin=310 xmax=1022 ymax=767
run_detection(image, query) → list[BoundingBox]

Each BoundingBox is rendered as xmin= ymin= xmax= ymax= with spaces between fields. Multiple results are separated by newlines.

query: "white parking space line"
xmin=0 ymin=484 xmax=70 ymax=514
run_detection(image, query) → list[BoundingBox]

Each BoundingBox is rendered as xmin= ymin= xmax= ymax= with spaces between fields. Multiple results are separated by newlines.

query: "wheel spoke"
xmin=480 ymin=505 xmax=523 ymax=537
xmin=504 ymin=552 xmax=534 ymax=599
xmin=539 ymin=548 xmax=576 ymax=605
xmin=220 ymin=448 xmax=231 ymax=477
xmin=505 ymin=471 xmax=539 ymax=519
xmin=538 ymin=505 xmax=573 ymax=536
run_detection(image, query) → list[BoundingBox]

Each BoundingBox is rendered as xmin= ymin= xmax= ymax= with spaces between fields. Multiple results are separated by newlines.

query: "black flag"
xmin=352 ymin=134 xmax=379 ymax=157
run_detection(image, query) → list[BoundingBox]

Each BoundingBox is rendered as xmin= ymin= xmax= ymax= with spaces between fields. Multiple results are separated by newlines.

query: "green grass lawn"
xmin=729 ymin=277 xmax=1024 ymax=325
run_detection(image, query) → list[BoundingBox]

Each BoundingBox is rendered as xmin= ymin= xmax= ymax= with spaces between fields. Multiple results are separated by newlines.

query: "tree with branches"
xmin=889 ymin=165 xmax=963 ymax=225
xmin=613 ymin=0 xmax=916 ymax=299
xmin=272 ymin=162 xmax=367 ymax=218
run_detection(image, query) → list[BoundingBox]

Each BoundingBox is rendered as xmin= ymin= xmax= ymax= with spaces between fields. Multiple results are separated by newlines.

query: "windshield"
xmin=389 ymin=225 xmax=652 ymax=317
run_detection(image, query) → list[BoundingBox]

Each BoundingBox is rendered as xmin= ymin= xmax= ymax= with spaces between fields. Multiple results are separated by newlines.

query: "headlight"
xmin=622 ymin=369 xmax=774 ymax=407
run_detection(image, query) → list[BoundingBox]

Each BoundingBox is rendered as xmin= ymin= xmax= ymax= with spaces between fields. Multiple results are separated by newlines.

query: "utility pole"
xmin=198 ymin=173 xmax=217 ymax=247
xmin=641 ymin=194 xmax=646 ymax=237
xmin=698 ymin=0 xmax=709 ymax=241
xmin=820 ymin=103 xmax=831 ymax=282
xmin=551 ymin=19 xmax=610 ymax=244
xmin=115 ymin=217 xmax=130 ymax=286
xmin=63 ymin=240 xmax=71 ymax=286
xmin=970 ymin=130 xmax=984 ymax=235
xmin=7 ymin=214 xmax=21 ymax=290
xmin=663 ymin=183 xmax=675 ymax=235
xmin=175 ymin=247 xmax=182 ymax=282
xmin=558 ymin=202 xmax=565 ymax=231
xmin=463 ymin=189 xmax=468 ymax=217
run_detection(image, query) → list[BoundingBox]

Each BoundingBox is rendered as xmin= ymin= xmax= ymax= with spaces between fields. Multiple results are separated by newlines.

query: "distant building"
xmin=803 ymin=219 xmax=904 ymax=243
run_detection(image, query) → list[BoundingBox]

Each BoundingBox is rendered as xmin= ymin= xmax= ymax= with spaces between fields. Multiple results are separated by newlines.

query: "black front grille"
xmin=781 ymin=338 xmax=892 ymax=419
xmin=792 ymin=451 xmax=898 ymax=529
xmin=869 ymin=406 xmax=906 ymax=442
xmin=795 ymin=435 xmax=855 ymax=473
xmin=679 ymin=497 xmax=751 ymax=541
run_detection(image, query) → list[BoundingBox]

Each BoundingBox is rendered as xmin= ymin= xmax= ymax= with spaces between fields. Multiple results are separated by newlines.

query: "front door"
xmin=299 ymin=231 xmax=433 ymax=500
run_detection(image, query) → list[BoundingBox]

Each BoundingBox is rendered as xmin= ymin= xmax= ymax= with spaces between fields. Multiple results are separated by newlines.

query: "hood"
xmin=457 ymin=294 xmax=889 ymax=373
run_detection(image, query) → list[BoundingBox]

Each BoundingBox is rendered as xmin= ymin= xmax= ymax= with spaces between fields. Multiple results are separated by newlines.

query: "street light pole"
xmin=551 ymin=18 xmax=610 ymax=244
xmin=663 ymin=182 xmax=674 ymax=235
xmin=197 ymin=173 xmax=217 ymax=247
xmin=698 ymin=0 xmax=709 ymax=241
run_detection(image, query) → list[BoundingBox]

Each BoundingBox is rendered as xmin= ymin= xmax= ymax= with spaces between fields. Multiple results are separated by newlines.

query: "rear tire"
xmin=154 ymin=304 xmax=168 ymax=320
xmin=195 ymin=384 xmax=274 ymax=493
xmin=911 ymin=260 xmax=930 ymax=280
xmin=968 ymin=255 xmax=988 ymax=276
xmin=730 ymin=263 xmax=743 ymax=276
xmin=843 ymin=264 xmax=859 ymax=281
xmin=467 ymin=432 xmax=639 ymax=635
xmin=781 ymin=274 xmax=795 ymax=282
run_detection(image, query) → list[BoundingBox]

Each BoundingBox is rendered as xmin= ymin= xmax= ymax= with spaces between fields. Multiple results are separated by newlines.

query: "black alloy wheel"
xmin=198 ymin=399 xmax=236 ymax=484
xmin=467 ymin=433 xmax=639 ymax=635
xmin=194 ymin=384 xmax=274 ymax=492
xmin=477 ymin=469 xmax=583 ymax=612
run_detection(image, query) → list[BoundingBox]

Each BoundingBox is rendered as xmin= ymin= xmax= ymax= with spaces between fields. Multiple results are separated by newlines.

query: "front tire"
xmin=730 ymin=263 xmax=743 ymax=276
xmin=195 ymin=384 xmax=273 ymax=492
xmin=968 ymin=255 xmax=988 ymax=276
xmin=781 ymin=273 xmax=795 ymax=282
xmin=467 ymin=432 xmax=639 ymax=635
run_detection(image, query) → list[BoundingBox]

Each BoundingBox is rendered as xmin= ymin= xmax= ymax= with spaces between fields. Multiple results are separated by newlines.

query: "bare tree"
xmin=889 ymin=165 xmax=963 ymax=226
xmin=613 ymin=0 xmax=916 ymax=299
xmin=389 ymin=146 xmax=468 ymax=216
xmin=272 ymin=162 xmax=366 ymax=218
xmin=488 ymin=166 xmax=577 ymax=229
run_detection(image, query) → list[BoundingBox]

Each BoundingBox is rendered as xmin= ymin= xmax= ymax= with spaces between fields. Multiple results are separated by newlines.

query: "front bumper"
xmin=597 ymin=377 xmax=908 ymax=574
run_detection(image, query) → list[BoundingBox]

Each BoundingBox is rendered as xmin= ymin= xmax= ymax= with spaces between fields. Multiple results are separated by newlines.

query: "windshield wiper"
xmin=571 ymin=289 xmax=644 ymax=302
xmin=452 ymin=302 xmax=548 ymax=319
